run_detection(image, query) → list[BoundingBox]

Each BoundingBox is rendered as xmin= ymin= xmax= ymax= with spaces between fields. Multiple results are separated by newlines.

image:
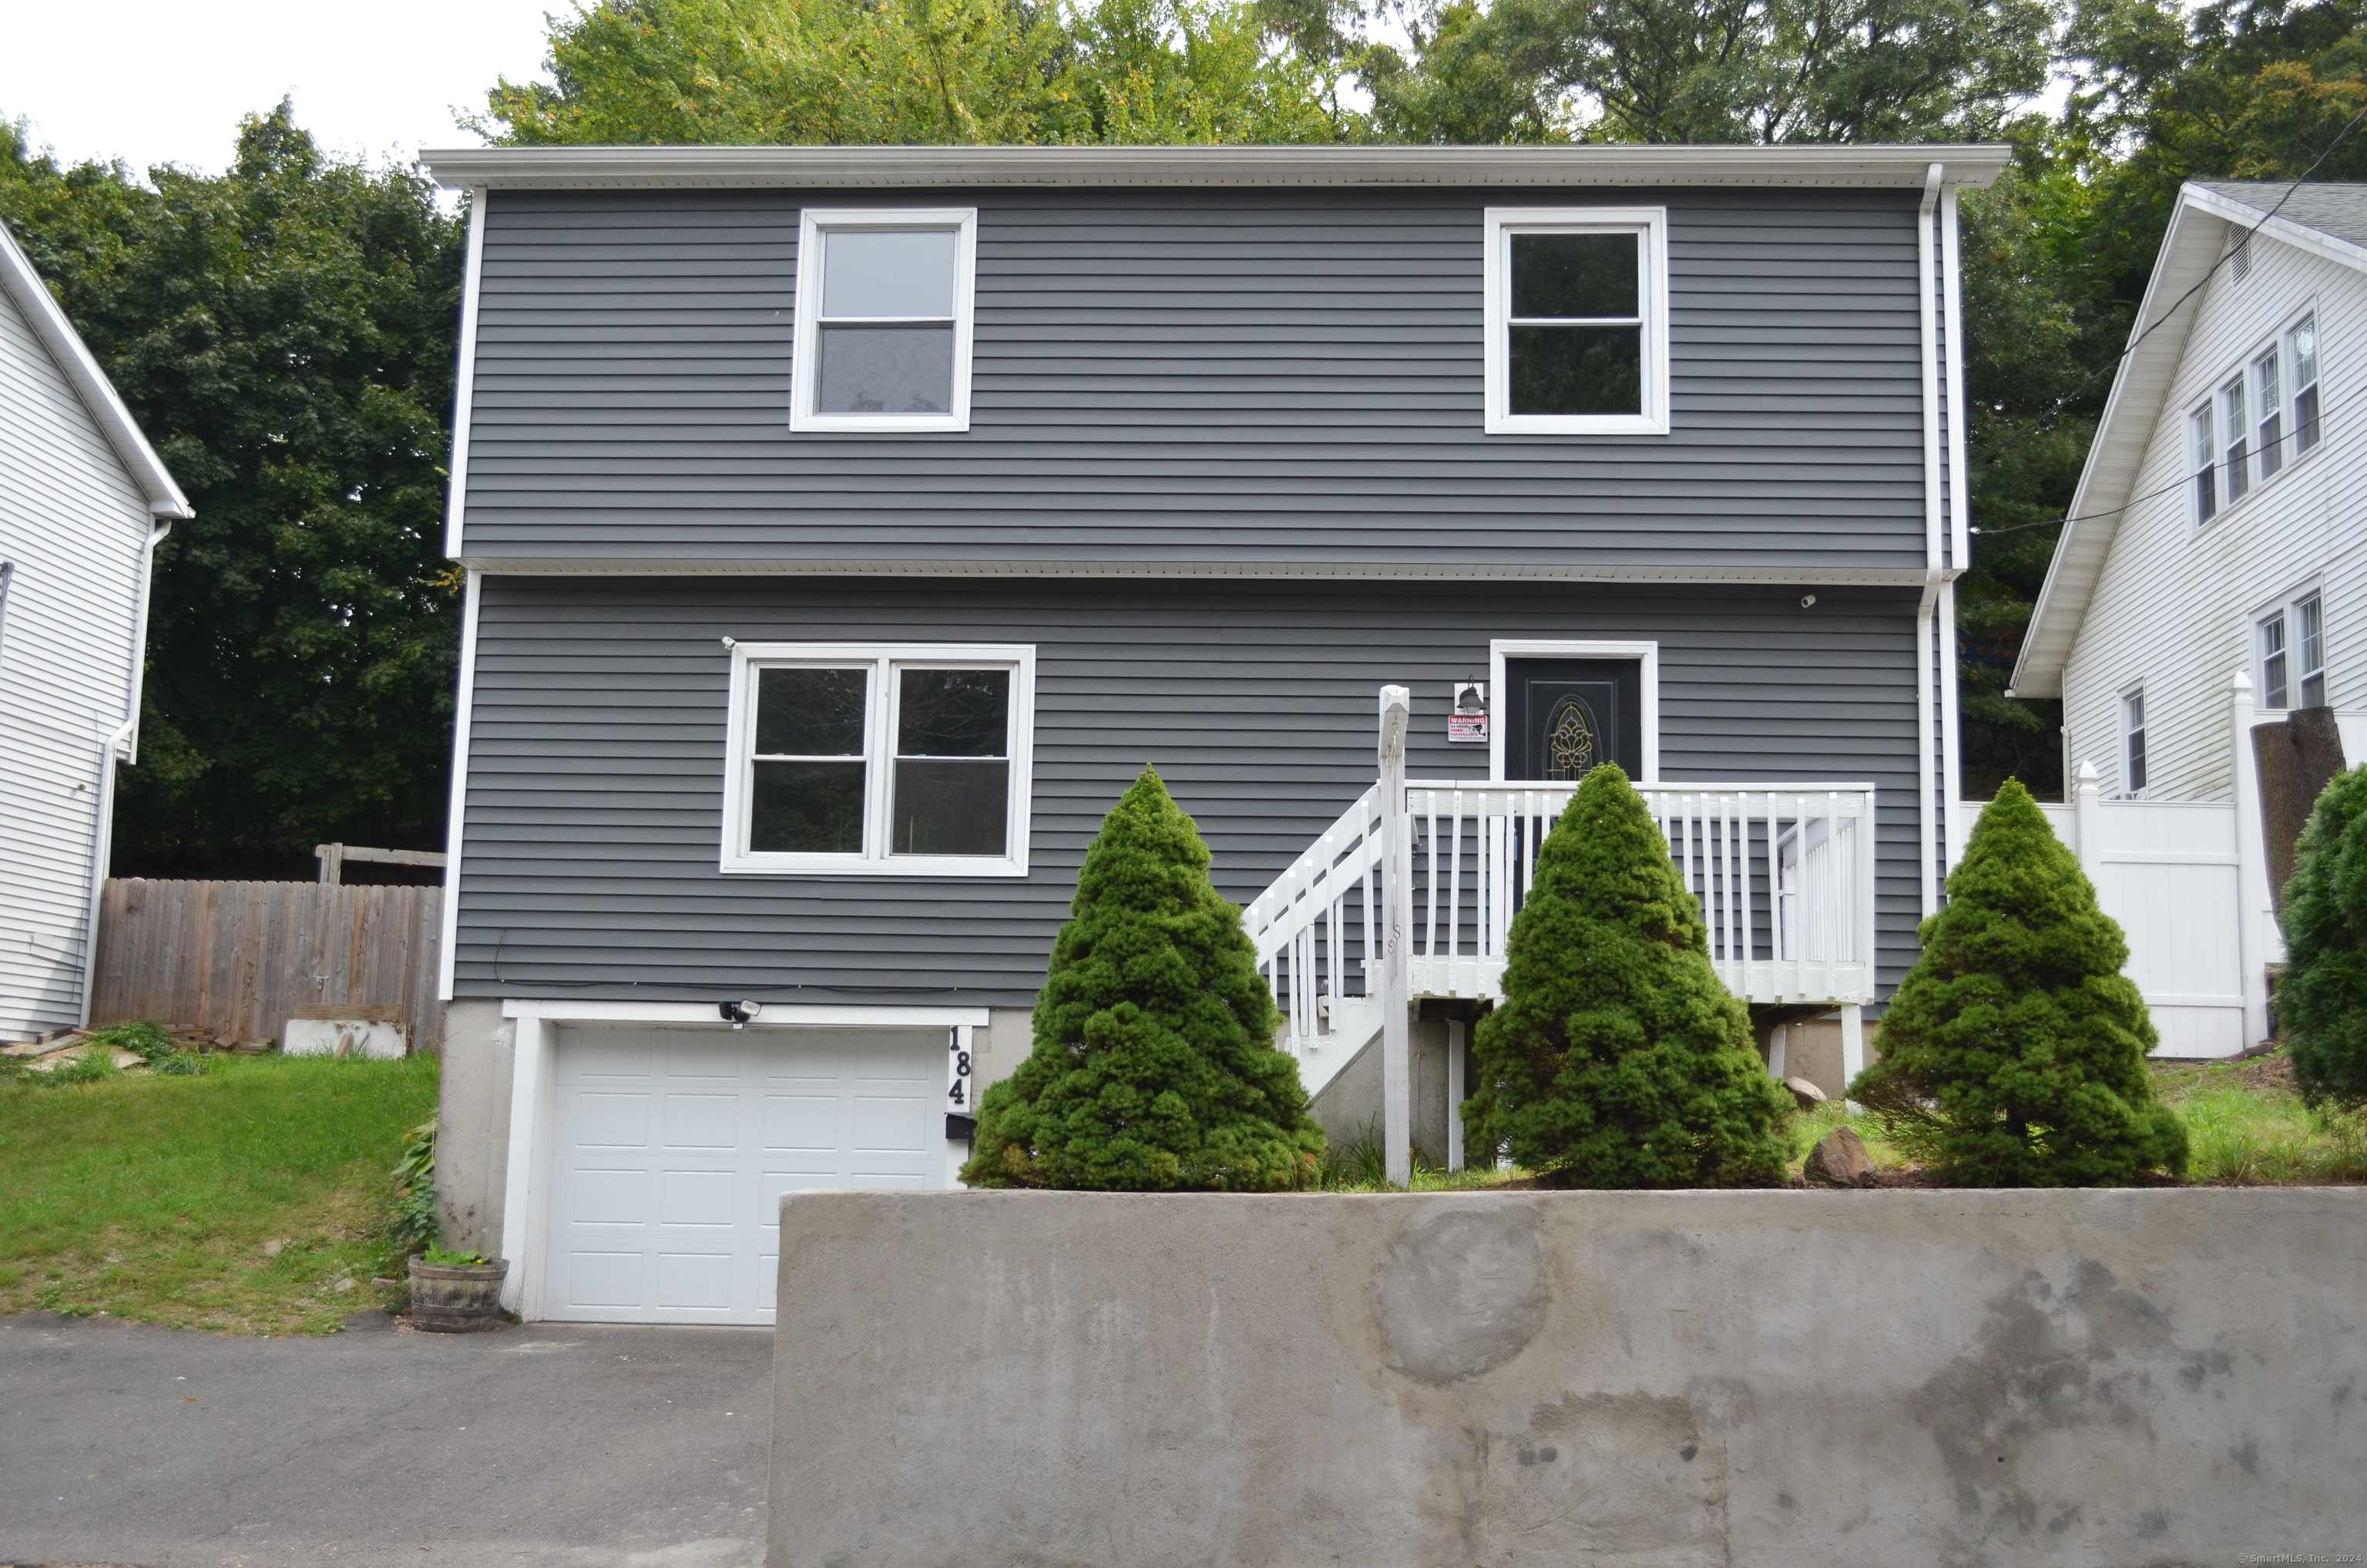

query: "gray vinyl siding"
xmin=452 ymin=577 xmax=1921 ymax=1006
xmin=461 ymin=188 xmax=1928 ymax=572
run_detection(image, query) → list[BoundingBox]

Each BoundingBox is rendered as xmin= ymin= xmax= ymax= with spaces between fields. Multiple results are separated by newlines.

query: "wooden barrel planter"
xmin=406 ymin=1257 xmax=511 ymax=1332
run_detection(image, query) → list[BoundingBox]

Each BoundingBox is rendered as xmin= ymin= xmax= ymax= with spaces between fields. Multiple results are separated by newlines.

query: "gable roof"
xmin=0 ymin=217 xmax=191 ymax=521
xmin=421 ymin=142 xmax=2010 ymax=192
xmin=2014 ymin=180 xmax=2367 ymax=696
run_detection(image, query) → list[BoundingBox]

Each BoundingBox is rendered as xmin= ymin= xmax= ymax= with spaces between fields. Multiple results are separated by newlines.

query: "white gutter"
xmin=1916 ymin=162 xmax=1946 ymax=918
xmin=421 ymin=142 xmax=2013 ymax=193
xmin=76 ymin=519 xmax=173 ymax=1026
xmin=435 ymin=569 xmax=483 ymax=1002
xmin=445 ymin=190 xmax=486 ymax=561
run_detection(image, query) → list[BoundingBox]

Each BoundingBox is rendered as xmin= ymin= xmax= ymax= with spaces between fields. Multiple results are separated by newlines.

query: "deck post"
xmin=1445 ymin=1018 xmax=1466 ymax=1171
xmin=1838 ymin=1004 xmax=1864 ymax=1106
xmin=1378 ymin=686 xmax=1412 ymax=1188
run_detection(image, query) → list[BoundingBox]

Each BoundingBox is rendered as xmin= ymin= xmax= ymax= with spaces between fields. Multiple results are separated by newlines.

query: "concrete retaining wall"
xmin=768 ymin=1188 xmax=2365 ymax=1567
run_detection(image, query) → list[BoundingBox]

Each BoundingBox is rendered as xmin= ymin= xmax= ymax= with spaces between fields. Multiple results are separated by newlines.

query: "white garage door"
xmin=546 ymin=1026 xmax=945 ymax=1324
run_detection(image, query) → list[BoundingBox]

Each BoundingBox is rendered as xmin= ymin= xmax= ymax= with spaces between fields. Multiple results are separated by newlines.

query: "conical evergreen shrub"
xmin=1849 ymin=779 xmax=2187 ymax=1185
xmin=962 ymin=768 xmax=1325 ymax=1190
xmin=2281 ymin=766 xmax=2367 ymax=1108
xmin=1466 ymin=764 xmax=1791 ymax=1187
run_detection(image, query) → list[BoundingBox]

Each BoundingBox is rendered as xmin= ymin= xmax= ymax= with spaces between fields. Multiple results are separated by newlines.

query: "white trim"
xmin=1482 ymin=207 xmax=1669 ymax=436
xmin=451 ymin=556 xmax=1947 ymax=585
xmin=123 ymin=522 xmax=169 ymax=768
xmin=0 ymin=216 xmax=190 ymax=519
xmin=1486 ymin=639 xmax=1660 ymax=783
xmin=1917 ymin=163 xmax=1945 ymax=915
xmin=443 ymin=190 xmax=487 ymax=559
xmin=420 ymin=143 xmax=2013 ymax=192
xmin=499 ymin=999 xmax=989 ymax=1026
xmin=718 ymin=640 xmax=1036 ymax=875
xmin=790 ymin=208 xmax=976 ymax=435
xmin=1942 ymin=186 xmax=1970 ymax=572
xmin=2181 ymin=184 xmax=2367 ymax=281
xmin=435 ymin=571 xmax=482 ymax=1001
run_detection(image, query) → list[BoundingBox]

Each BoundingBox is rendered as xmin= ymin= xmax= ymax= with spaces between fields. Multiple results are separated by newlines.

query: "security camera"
xmin=719 ymin=1000 xmax=762 ymax=1029
xmin=1800 ymin=594 xmax=1818 ymax=609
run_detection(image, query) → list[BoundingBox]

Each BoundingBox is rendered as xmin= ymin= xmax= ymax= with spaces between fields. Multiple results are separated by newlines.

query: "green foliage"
xmin=472 ymin=0 xmax=1358 ymax=146
xmin=44 ymin=1046 xmax=125 ymax=1087
xmin=421 ymin=1242 xmax=492 ymax=1266
xmin=1355 ymin=0 xmax=2053 ymax=144
xmin=1852 ymin=781 xmax=2187 ymax=1184
xmin=1465 ymin=764 xmax=1792 ymax=1187
xmin=964 ymin=769 xmax=1325 ymax=1190
xmin=83 ymin=1018 xmax=204 ymax=1076
xmin=388 ymin=1116 xmax=442 ymax=1254
xmin=0 ymin=105 xmax=464 ymax=876
xmin=0 ymin=1053 xmax=442 ymax=1334
xmin=2280 ymin=767 xmax=2367 ymax=1107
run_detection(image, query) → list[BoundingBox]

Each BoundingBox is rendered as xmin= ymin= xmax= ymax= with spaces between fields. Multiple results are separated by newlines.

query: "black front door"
xmin=1502 ymin=659 xmax=1643 ymax=781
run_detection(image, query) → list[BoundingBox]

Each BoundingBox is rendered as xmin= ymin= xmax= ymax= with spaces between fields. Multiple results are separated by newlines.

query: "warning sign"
xmin=1448 ymin=681 xmax=1489 ymax=744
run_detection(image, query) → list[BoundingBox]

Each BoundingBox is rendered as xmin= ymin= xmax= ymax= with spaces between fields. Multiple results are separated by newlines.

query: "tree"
xmin=0 ymin=106 xmax=464 ymax=876
xmin=2280 ymin=767 xmax=2367 ymax=1107
xmin=1851 ymin=780 xmax=2188 ymax=1184
xmin=1353 ymin=0 xmax=2054 ymax=144
xmin=963 ymin=769 xmax=1325 ymax=1190
xmin=472 ymin=0 xmax=1358 ymax=147
xmin=1464 ymin=764 xmax=1791 ymax=1187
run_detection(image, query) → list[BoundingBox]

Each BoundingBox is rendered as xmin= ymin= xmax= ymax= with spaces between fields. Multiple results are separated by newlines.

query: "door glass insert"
xmin=1545 ymin=696 xmax=1598 ymax=781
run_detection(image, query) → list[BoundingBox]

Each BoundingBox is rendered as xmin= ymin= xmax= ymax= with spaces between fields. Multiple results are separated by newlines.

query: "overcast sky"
xmin=2 ymin=0 xmax=556 ymax=178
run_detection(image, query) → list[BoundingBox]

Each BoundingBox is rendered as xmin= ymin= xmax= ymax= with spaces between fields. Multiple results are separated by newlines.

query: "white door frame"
xmin=1489 ymin=640 xmax=1661 ymax=783
xmin=494 ymin=999 xmax=989 ymax=1320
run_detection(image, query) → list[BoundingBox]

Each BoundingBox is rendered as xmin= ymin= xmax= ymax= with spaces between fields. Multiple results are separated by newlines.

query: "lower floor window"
xmin=2258 ymin=590 xmax=2327 ymax=710
xmin=723 ymin=643 xmax=1035 ymax=875
xmin=2124 ymin=689 xmax=2148 ymax=794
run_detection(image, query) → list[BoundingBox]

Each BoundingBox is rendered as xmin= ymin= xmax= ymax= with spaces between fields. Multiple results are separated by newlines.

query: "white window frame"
xmin=2122 ymin=685 xmax=2148 ymax=797
xmin=1486 ymin=639 xmax=1660 ymax=782
xmin=2255 ymin=584 xmax=2328 ymax=712
xmin=1482 ymin=207 xmax=1670 ymax=437
xmin=720 ymin=641 xmax=1035 ymax=876
xmin=790 ymin=208 xmax=979 ymax=435
xmin=2190 ymin=304 xmax=2326 ymax=525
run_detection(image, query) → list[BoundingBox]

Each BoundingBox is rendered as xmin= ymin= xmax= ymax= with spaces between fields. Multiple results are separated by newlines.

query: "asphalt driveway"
xmin=0 ymin=1311 xmax=774 ymax=1568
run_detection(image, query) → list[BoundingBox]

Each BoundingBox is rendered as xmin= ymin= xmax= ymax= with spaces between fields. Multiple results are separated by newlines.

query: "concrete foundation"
xmin=767 ymin=1187 xmax=2365 ymax=1567
xmin=432 ymin=998 xmax=513 ymax=1256
xmin=1308 ymin=1017 xmax=1466 ymax=1168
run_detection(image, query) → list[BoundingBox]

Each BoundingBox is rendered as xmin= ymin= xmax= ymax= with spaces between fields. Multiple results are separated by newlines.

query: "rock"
xmin=263 ymin=1239 xmax=287 ymax=1258
xmin=1782 ymin=1076 xmax=1828 ymax=1110
xmin=1803 ymin=1126 xmax=1876 ymax=1187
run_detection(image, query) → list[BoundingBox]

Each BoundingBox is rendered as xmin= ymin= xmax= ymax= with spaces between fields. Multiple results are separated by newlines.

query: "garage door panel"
xmin=764 ymin=1094 xmax=840 ymax=1151
xmin=563 ymin=1251 xmax=646 ymax=1310
xmin=569 ymin=1167 xmax=649 ymax=1224
xmin=575 ymin=1091 xmax=651 ymax=1148
xmin=663 ymin=1092 xmax=740 ymax=1149
xmin=548 ymin=1026 xmax=948 ymax=1324
xmin=658 ymin=1167 xmax=737 ymax=1227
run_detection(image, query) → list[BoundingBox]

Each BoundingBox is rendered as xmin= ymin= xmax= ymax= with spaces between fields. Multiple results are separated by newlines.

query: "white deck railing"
xmin=1247 ymin=777 xmax=1878 ymax=1051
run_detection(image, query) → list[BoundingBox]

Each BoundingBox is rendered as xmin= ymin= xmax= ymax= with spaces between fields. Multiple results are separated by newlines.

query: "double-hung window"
xmin=2124 ymin=688 xmax=2148 ymax=795
xmin=2291 ymin=314 xmax=2322 ymax=455
xmin=2219 ymin=375 xmax=2251 ymax=505
xmin=2253 ymin=345 xmax=2283 ymax=481
xmin=2190 ymin=403 xmax=2218 ymax=522
xmin=791 ymin=209 xmax=978 ymax=433
xmin=2258 ymin=589 xmax=2328 ymax=710
xmin=2194 ymin=311 xmax=2326 ymax=522
xmin=722 ymin=643 xmax=1034 ymax=875
xmin=1483 ymin=207 xmax=1669 ymax=435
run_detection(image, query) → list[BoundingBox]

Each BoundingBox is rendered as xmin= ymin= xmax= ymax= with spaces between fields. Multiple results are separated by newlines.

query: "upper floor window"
xmin=791 ymin=209 xmax=977 ymax=434
xmin=720 ymin=642 xmax=1034 ymax=875
xmin=2191 ymin=311 xmax=2324 ymax=522
xmin=2259 ymin=589 xmax=2327 ymax=710
xmin=1483 ymin=206 xmax=1669 ymax=437
xmin=2124 ymin=687 xmax=2148 ymax=795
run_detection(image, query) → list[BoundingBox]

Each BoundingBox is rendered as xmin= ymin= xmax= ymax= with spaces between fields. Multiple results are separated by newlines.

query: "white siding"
xmin=0 ymin=280 xmax=153 ymax=1040
xmin=2062 ymin=231 xmax=2367 ymax=800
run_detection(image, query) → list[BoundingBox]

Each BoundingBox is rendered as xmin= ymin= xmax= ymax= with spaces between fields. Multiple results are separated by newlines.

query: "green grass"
xmin=0 ymin=1053 xmax=440 ymax=1335
xmin=2151 ymin=1058 xmax=2367 ymax=1184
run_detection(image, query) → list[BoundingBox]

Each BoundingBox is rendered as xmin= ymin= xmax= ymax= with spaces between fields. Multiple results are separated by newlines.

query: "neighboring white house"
xmin=2015 ymin=180 xmax=2367 ymax=1057
xmin=2018 ymin=180 xmax=2367 ymax=796
xmin=0 ymin=217 xmax=191 ymax=1044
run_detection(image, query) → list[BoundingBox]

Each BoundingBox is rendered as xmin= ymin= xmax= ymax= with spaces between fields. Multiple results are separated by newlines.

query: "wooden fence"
xmin=89 ymin=879 xmax=443 ymax=1053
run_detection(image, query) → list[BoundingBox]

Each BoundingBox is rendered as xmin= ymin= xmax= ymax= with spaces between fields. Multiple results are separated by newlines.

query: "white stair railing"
xmin=1243 ymin=784 xmax=1385 ymax=1061
xmin=1403 ymin=781 xmax=1877 ymax=1005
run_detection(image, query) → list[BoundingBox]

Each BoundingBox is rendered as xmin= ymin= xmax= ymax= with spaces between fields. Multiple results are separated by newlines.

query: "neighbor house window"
xmin=2259 ymin=590 xmax=2328 ymax=710
xmin=2253 ymin=345 xmax=2283 ymax=481
xmin=720 ymin=642 xmax=1034 ymax=875
xmin=1483 ymin=206 xmax=1669 ymax=436
xmin=791 ymin=209 xmax=978 ymax=433
xmin=2190 ymin=404 xmax=2218 ymax=522
xmin=2220 ymin=374 xmax=2251 ymax=504
xmin=2124 ymin=689 xmax=2148 ymax=794
xmin=2291 ymin=314 xmax=2322 ymax=455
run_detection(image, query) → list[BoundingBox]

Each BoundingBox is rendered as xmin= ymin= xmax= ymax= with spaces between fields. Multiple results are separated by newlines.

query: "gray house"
xmin=420 ymin=143 xmax=2001 ymax=1324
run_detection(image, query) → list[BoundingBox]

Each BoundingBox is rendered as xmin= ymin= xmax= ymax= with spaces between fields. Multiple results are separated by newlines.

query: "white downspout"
xmin=77 ymin=518 xmax=173 ymax=1027
xmin=1915 ymin=162 xmax=1946 ymax=918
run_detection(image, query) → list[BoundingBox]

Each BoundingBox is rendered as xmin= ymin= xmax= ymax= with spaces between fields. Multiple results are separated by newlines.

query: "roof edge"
xmin=0 ymin=219 xmax=192 ymax=520
xmin=420 ymin=142 xmax=2012 ymax=192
